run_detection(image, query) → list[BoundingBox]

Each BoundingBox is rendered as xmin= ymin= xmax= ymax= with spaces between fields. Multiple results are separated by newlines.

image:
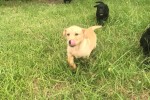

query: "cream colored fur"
xmin=63 ymin=25 xmax=102 ymax=69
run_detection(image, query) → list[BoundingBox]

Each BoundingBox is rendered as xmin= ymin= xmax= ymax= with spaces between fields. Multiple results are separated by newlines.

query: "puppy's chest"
xmin=69 ymin=40 xmax=92 ymax=58
xmin=71 ymin=47 xmax=91 ymax=58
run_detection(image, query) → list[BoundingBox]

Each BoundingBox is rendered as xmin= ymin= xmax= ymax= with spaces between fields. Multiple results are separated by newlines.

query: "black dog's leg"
xmin=97 ymin=20 xmax=104 ymax=26
xmin=100 ymin=20 xmax=104 ymax=26
xmin=103 ymin=17 xmax=108 ymax=21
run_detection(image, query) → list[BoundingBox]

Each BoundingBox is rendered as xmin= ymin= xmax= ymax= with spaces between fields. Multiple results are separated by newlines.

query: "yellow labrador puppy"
xmin=63 ymin=25 xmax=102 ymax=69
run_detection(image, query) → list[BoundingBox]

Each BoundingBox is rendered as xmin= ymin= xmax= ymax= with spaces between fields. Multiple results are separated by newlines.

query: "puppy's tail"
xmin=90 ymin=25 xmax=102 ymax=30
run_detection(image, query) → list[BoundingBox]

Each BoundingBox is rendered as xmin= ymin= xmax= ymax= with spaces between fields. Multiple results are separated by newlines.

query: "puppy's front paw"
xmin=71 ymin=63 xmax=76 ymax=69
xmin=67 ymin=54 xmax=77 ymax=70
xmin=68 ymin=61 xmax=77 ymax=70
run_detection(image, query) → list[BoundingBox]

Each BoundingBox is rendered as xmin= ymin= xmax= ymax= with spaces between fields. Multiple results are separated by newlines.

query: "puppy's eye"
xmin=75 ymin=33 xmax=79 ymax=36
xmin=67 ymin=33 xmax=70 ymax=36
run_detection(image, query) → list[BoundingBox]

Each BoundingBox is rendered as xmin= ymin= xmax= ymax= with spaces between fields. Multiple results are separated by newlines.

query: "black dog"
xmin=140 ymin=27 xmax=150 ymax=56
xmin=94 ymin=1 xmax=109 ymax=25
xmin=64 ymin=0 xmax=72 ymax=3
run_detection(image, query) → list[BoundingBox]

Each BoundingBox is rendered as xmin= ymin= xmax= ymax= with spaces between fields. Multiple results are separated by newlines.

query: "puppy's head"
xmin=63 ymin=26 xmax=86 ymax=47
xmin=94 ymin=2 xmax=106 ymax=16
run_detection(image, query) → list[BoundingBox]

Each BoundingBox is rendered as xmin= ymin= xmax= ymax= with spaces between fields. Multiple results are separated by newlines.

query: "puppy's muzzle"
xmin=69 ymin=40 xmax=76 ymax=47
xmin=100 ymin=13 xmax=104 ymax=16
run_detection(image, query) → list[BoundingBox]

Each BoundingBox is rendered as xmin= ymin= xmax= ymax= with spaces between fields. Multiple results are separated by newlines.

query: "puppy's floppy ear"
xmin=94 ymin=5 xmax=98 ymax=7
xmin=63 ymin=29 xmax=66 ymax=37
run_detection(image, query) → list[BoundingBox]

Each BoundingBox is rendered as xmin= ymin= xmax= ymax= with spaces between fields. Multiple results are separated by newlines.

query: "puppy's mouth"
xmin=69 ymin=40 xmax=76 ymax=47
xmin=69 ymin=45 xmax=76 ymax=47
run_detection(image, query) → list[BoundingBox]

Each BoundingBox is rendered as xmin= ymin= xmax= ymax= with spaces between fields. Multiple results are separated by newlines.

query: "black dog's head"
xmin=94 ymin=1 xmax=108 ymax=16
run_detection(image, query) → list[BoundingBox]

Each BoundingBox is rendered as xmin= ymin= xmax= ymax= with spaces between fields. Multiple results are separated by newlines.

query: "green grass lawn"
xmin=0 ymin=0 xmax=150 ymax=99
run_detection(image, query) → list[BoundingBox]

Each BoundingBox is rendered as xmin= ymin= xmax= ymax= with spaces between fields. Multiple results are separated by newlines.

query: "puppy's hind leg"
xmin=67 ymin=54 xmax=76 ymax=69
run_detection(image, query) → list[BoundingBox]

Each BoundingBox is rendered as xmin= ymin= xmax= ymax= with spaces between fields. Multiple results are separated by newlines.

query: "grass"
xmin=0 ymin=0 xmax=150 ymax=99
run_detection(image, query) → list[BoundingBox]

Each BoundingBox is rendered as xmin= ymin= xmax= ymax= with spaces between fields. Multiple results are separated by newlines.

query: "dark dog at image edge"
xmin=140 ymin=27 xmax=150 ymax=56
xmin=64 ymin=0 xmax=72 ymax=3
